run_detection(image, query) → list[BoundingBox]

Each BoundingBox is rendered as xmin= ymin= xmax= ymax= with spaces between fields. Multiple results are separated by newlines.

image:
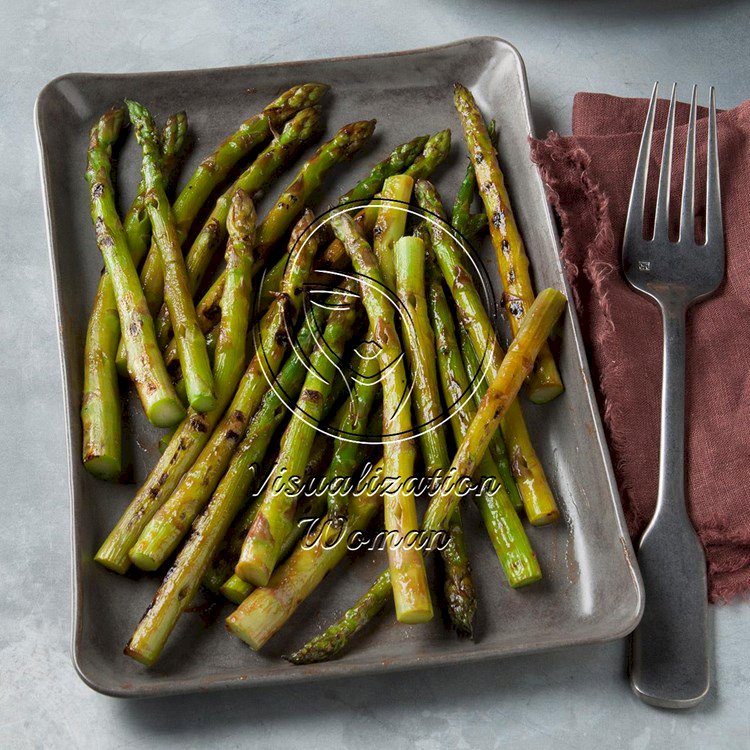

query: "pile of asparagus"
xmin=82 ymin=81 xmax=567 ymax=667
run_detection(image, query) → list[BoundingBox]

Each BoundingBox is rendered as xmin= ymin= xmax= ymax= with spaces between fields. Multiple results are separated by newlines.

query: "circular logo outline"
xmin=254 ymin=200 xmax=498 ymax=446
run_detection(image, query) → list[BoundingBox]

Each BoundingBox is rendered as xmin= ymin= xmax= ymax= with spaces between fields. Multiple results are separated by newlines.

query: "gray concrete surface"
xmin=1 ymin=0 xmax=749 ymax=747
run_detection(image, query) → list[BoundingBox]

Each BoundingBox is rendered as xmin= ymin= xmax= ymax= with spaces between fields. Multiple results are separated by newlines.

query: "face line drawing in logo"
xmin=256 ymin=201 xmax=498 ymax=446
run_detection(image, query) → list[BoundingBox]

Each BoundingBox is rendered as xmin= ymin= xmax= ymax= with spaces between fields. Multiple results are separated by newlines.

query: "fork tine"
xmin=678 ymin=85 xmax=698 ymax=242
xmin=653 ymin=83 xmax=677 ymax=239
xmin=705 ymin=86 xmax=723 ymax=245
xmin=624 ymin=82 xmax=659 ymax=249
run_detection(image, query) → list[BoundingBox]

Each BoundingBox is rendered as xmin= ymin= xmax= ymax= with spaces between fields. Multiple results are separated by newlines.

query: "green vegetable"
xmin=127 ymin=99 xmax=215 ymax=412
xmin=454 ymin=84 xmax=563 ymax=403
xmin=331 ymin=213 xmax=432 ymax=625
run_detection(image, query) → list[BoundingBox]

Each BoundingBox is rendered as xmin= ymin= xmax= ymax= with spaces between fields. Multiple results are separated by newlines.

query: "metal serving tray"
xmin=36 ymin=36 xmax=643 ymax=697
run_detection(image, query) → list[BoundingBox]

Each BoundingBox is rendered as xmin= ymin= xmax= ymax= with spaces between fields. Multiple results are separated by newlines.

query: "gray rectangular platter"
xmin=36 ymin=36 xmax=644 ymax=697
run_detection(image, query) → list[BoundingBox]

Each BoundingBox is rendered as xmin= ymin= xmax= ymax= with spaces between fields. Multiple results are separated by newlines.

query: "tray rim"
xmin=35 ymin=34 xmax=644 ymax=699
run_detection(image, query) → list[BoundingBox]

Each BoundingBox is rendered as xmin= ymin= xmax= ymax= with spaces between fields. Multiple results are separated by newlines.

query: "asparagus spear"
xmin=84 ymin=112 xmax=187 ymax=475
xmin=404 ymin=128 xmax=452 ymax=180
xmin=422 ymin=289 xmax=567 ymax=533
xmin=458 ymin=323 xmax=522 ymax=513
xmin=84 ymin=107 xmax=185 ymax=428
xmin=128 ymin=211 xmax=321 ymax=571
xmin=136 ymin=83 xmax=328 ymax=317
xmin=451 ymin=159 xmax=483 ymax=241
xmin=454 ymin=85 xmax=563 ymax=403
xmin=124 ymin=305 xmax=332 ymax=666
xmin=310 ymin=169 xmax=415 ymax=521
xmin=213 ymin=189 xmax=256 ymax=393
xmin=81 ymin=266 xmax=122 ymax=479
xmin=122 ymin=112 xmax=189 ymax=275
xmin=226 ymin=460 xmax=385 ymax=650
xmin=127 ymin=99 xmax=216 ymax=412
xmin=414 ymin=179 xmax=559 ymax=526
xmin=153 ymin=106 xmax=323 ymax=346
xmin=95 ymin=211 xmax=317 ymax=574
xmin=394 ymin=235 xmax=476 ymax=636
xmin=428 ymin=267 xmax=541 ymax=587
xmin=286 ymin=570 xmax=392 ymax=664
xmin=190 ymin=120 xmax=377 ymax=330
xmin=235 ymin=281 xmax=360 ymax=586
xmin=340 ymin=134 xmax=428 ymax=204
xmin=359 ymin=128 xmax=453 ymax=240
xmin=331 ymin=213 xmax=432 ymax=625
xmin=304 ymin=129 xmax=453 ymax=282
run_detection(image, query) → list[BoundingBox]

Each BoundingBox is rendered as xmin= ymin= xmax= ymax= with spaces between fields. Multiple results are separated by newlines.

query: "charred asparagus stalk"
xmin=286 ymin=570 xmax=392 ymax=664
xmin=112 ymin=112 xmax=189 ymax=377
xmin=84 ymin=107 xmax=185 ymax=429
xmin=126 ymin=99 xmax=216 ymax=412
xmin=414 ymin=179 xmax=559 ymax=526
xmin=428 ymin=266 xmax=541 ymax=587
xmin=454 ymin=84 xmax=563 ymax=403
xmin=404 ymin=128 xmax=451 ymax=180
xmin=81 ymin=268 xmax=122 ymax=479
xmin=331 ymin=213 xmax=433 ymax=625
xmin=395 ymin=234 xmax=476 ymax=636
xmin=212 ymin=189 xmax=256 ymax=400
xmin=458 ymin=325 xmax=523 ymax=513
xmin=372 ymin=174 xmax=413 ymax=285
xmin=123 ymin=112 xmax=189 ymax=282
xmin=127 ymin=212 xmax=320 ymax=571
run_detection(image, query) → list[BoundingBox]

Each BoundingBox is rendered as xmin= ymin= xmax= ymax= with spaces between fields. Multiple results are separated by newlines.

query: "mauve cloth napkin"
xmin=530 ymin=93 xmax=750 ymax=602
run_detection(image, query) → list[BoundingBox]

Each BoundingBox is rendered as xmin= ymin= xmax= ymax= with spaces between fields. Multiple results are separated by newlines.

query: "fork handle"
xmin=629 ymin=305 xmax=709 ymax=708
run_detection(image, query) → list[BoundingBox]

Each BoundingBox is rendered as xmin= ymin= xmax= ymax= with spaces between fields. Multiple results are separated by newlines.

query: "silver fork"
xmin=623 ymin=83 xmax=724 ymax=708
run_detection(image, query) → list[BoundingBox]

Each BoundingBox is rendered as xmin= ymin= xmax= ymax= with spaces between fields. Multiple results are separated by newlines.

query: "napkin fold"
xmin=530 ymin=92 xmax=750 ymax=602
